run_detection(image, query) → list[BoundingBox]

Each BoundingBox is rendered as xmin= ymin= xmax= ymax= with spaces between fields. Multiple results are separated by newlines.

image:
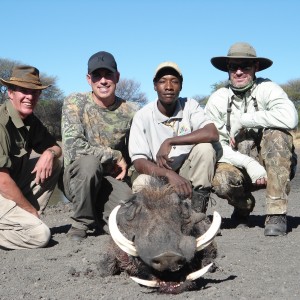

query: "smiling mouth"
xmin=22 ymin=102 xmax=34 ymax=108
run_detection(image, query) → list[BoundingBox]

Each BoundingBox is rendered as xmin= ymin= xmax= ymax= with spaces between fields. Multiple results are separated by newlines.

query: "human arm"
xmin=61 ymin=94 xmax=123 ymax=167
xmin=133 ymin=158 xmax=193 ymax=198
xmin=0 ymin=168 xmax=39 ymax=217
xmin=230 ymin=81 xmax=298 ymax=145
xmin=27 ymin=116 xmax=62 ymax=184
xmin=220 ymin=145 xmax=267 ymax=187
xmin=156 ymin=123 xmax=219 ymax=169
xmin=240 ymin=81 xmax=298 ymax=130
xmin=129 ymin=107 xmax=193 ymax=197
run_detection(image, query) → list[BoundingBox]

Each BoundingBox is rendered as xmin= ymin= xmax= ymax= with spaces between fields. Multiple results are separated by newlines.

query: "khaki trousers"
xmin=132 ymin=143 xmax=217 ymax=193
xmin=0 ymin=158 xmax=61 ymax=249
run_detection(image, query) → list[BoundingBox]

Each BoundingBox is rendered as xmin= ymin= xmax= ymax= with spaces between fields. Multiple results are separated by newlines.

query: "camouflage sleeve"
xmin=61 ymin=94 xmax=122 ymax=167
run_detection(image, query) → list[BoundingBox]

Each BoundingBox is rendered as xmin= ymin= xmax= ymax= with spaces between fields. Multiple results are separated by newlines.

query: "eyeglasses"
xmin=228 ymin=62 xmax=254 ymax=72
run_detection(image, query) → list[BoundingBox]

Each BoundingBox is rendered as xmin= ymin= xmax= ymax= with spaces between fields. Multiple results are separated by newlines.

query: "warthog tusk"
xmin=130 ymin=263 xmax=213 ymax=287
xmin=186 ymin=263 xmax=213 ymax=281
xmin=196 ymin=211 xmax=221 ymax=251
xmin=109 ymin=205 xmax=138 ymax=257
xmin=130 ymin=276 xmax=159 ymax=288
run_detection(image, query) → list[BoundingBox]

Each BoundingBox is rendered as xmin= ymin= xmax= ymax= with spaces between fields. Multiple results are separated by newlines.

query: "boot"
xmin=231 ymin=209 xmax=250 ymax=228
xmin=264 ymin=215 xmax=287 ymax=236
xmin=192 ymin=188 xmax=211 ymax=213
xmin=67 ymin=226 xmax=87 ymax=241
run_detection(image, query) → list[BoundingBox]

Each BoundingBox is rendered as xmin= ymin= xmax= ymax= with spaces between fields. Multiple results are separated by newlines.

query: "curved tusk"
xmin=108 ymin=205 xmax=138 ymax=256
xmin=131 ymin=263 xmax=214 ymax=286
xmin=130 ymin=276 xmax=159 ymax=288
xmin=196 ymin=211 xmax=221 ymax=251
xmin=186 ymin=263 xmax=213 ymax=281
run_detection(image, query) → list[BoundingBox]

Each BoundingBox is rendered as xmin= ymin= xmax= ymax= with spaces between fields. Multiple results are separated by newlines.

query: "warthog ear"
xmin=122 ymin=195 xmax=142 ymax=221
xmin=179 ymin=199 xmax=191 ymax=220
xmin=122 ymin=194 xmax=137 ymax=205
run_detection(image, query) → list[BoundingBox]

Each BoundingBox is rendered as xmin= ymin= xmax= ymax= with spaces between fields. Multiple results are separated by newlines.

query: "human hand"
xmin=253 ymin=177 xmax=267 ymax=187
xmin=115 ymin=157 xmax=127 ymax=180
xmin=244 ymin=158 xmax=267 ymax=187
xmin=156 ymin=139 xmax=173 ymax=169
xmin=31 ymin=150 xmax=55 ymax=184
xmin=165 ymin=170 xmax=193 ymax=199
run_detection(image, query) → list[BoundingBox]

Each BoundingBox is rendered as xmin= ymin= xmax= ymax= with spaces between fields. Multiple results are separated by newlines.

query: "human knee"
xmin=261 ymin=129 xmax=295 ymax=180
xmin=74 ymin=155 xmax=103 ymax=178
xmin=212 ymin=163 xmax=244 ymax=197
xmin=192 ymin=143 xmax=215 ymax=160
xmin=261 ymin=129 xmax=293 ymax=159
xmin=28 ymin=222 xmax=51 ymax=248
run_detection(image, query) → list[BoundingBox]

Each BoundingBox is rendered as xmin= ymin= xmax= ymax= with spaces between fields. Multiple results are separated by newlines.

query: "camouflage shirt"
xmin=61 ymin=92 xmax=138 ymax=167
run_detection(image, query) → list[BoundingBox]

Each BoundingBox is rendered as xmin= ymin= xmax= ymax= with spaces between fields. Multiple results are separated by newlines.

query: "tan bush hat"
xmin=211 ymin=42 xmax=273 ymax=72
xmin=0 ymin=65 xmax=50 ymax=90
xmin=153 ymin=61 xmax=183 ymax=81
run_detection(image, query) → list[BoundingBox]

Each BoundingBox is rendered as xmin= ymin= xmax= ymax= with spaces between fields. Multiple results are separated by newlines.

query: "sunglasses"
xmin=228 ymin=62 xmax=254 ymax=72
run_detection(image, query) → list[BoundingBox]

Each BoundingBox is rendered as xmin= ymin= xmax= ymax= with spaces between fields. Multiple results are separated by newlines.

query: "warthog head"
xmin=98 ymin=184 xmax=221 ymax=294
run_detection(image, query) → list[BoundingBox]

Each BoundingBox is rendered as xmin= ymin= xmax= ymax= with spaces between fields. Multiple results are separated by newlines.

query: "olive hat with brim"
xmin=211 ymin=42 xmax=273 ymax=72
xmin=0 ymin=65 xmax=50 ymax=90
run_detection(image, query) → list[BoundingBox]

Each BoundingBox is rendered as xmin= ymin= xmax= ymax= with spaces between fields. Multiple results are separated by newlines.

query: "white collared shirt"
xmin=129 ymin=97 xmax=212 ymax=170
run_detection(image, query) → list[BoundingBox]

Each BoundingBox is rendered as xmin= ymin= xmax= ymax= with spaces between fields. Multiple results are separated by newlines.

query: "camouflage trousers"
xmin=212 ymin=129 xmax=297 ymax=215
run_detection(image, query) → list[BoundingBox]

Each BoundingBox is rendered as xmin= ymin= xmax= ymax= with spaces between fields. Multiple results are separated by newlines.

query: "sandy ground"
xmin=1 ymin=148 xmax=300 ymax=300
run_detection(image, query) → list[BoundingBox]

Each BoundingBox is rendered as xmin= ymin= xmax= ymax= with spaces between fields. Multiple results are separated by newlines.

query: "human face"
xmin=228 ymin=59 xmax=258 ymax=88
xmin=8 ymin=86 xmax=41 ymax=119
xmin=86 ymin=68 xmax=119 ymax=103
xmin=154 ymin=70 xmax=182 ymax=113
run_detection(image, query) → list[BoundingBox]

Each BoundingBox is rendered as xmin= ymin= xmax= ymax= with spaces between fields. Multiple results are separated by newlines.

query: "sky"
xmin=1 ymin=0 xmax=299 ymax=102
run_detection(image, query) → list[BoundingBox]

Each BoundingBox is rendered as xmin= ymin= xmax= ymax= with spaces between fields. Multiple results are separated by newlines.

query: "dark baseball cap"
xmin=88 ymin=51 xmax=118 ymax=74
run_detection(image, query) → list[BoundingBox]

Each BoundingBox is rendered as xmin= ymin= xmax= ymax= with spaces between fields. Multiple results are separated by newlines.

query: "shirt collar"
xmin=154 ymin=98 xmax=184 ymax=124
xmin=6 ymin=100 xmax=25 ymax=129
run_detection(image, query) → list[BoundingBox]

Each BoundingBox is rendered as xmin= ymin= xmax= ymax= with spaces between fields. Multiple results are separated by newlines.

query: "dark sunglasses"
xmin=228 ymin=62 xmax=255 ymax=72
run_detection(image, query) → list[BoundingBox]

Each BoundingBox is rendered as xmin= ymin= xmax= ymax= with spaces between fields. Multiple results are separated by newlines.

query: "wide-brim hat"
xmin=0 ymin=65 xmax=50 ymax=90
xmin=211 ymin=42 xmax=273 ymax=72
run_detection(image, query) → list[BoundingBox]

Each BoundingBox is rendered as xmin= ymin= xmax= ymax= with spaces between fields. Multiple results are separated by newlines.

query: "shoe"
xmin=264 ymin=215 xmax=287 ymax=236
xmin=192 ymin=188 xmax=211 ymax=213
xmin=67 ymin=226 xmax=87 ymax=241
xmin=231 ymin=209 xmax=250 ymax=228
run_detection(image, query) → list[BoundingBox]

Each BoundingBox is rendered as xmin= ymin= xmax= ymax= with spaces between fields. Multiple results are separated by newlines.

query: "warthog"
xmin=98 ymin=184 xmax=221 ymax=294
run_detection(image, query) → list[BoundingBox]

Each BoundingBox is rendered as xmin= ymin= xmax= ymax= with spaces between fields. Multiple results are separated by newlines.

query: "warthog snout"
xmin=151 ymin=251 xmax=186 ymax=272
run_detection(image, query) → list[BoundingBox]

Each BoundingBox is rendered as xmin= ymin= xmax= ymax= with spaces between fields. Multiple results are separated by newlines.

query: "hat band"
xmin=228 ymin=52 xmax=256 ymax=58
xmin=9 ymin=77 xmax=42 ymax=86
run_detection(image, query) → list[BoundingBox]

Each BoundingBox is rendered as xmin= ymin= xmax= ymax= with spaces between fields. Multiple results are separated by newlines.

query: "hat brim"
xmin=0 ymin=78 xmax=50 ymax=90
xmin=88 ymin=65 xmax=117 ymax=74
xmin=211 ymin=56 xmax=273 ymax=72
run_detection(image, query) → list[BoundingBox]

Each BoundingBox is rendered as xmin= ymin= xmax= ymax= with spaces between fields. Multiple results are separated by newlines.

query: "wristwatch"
xmin=47 ymin=149 xmax=57 ymax=158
